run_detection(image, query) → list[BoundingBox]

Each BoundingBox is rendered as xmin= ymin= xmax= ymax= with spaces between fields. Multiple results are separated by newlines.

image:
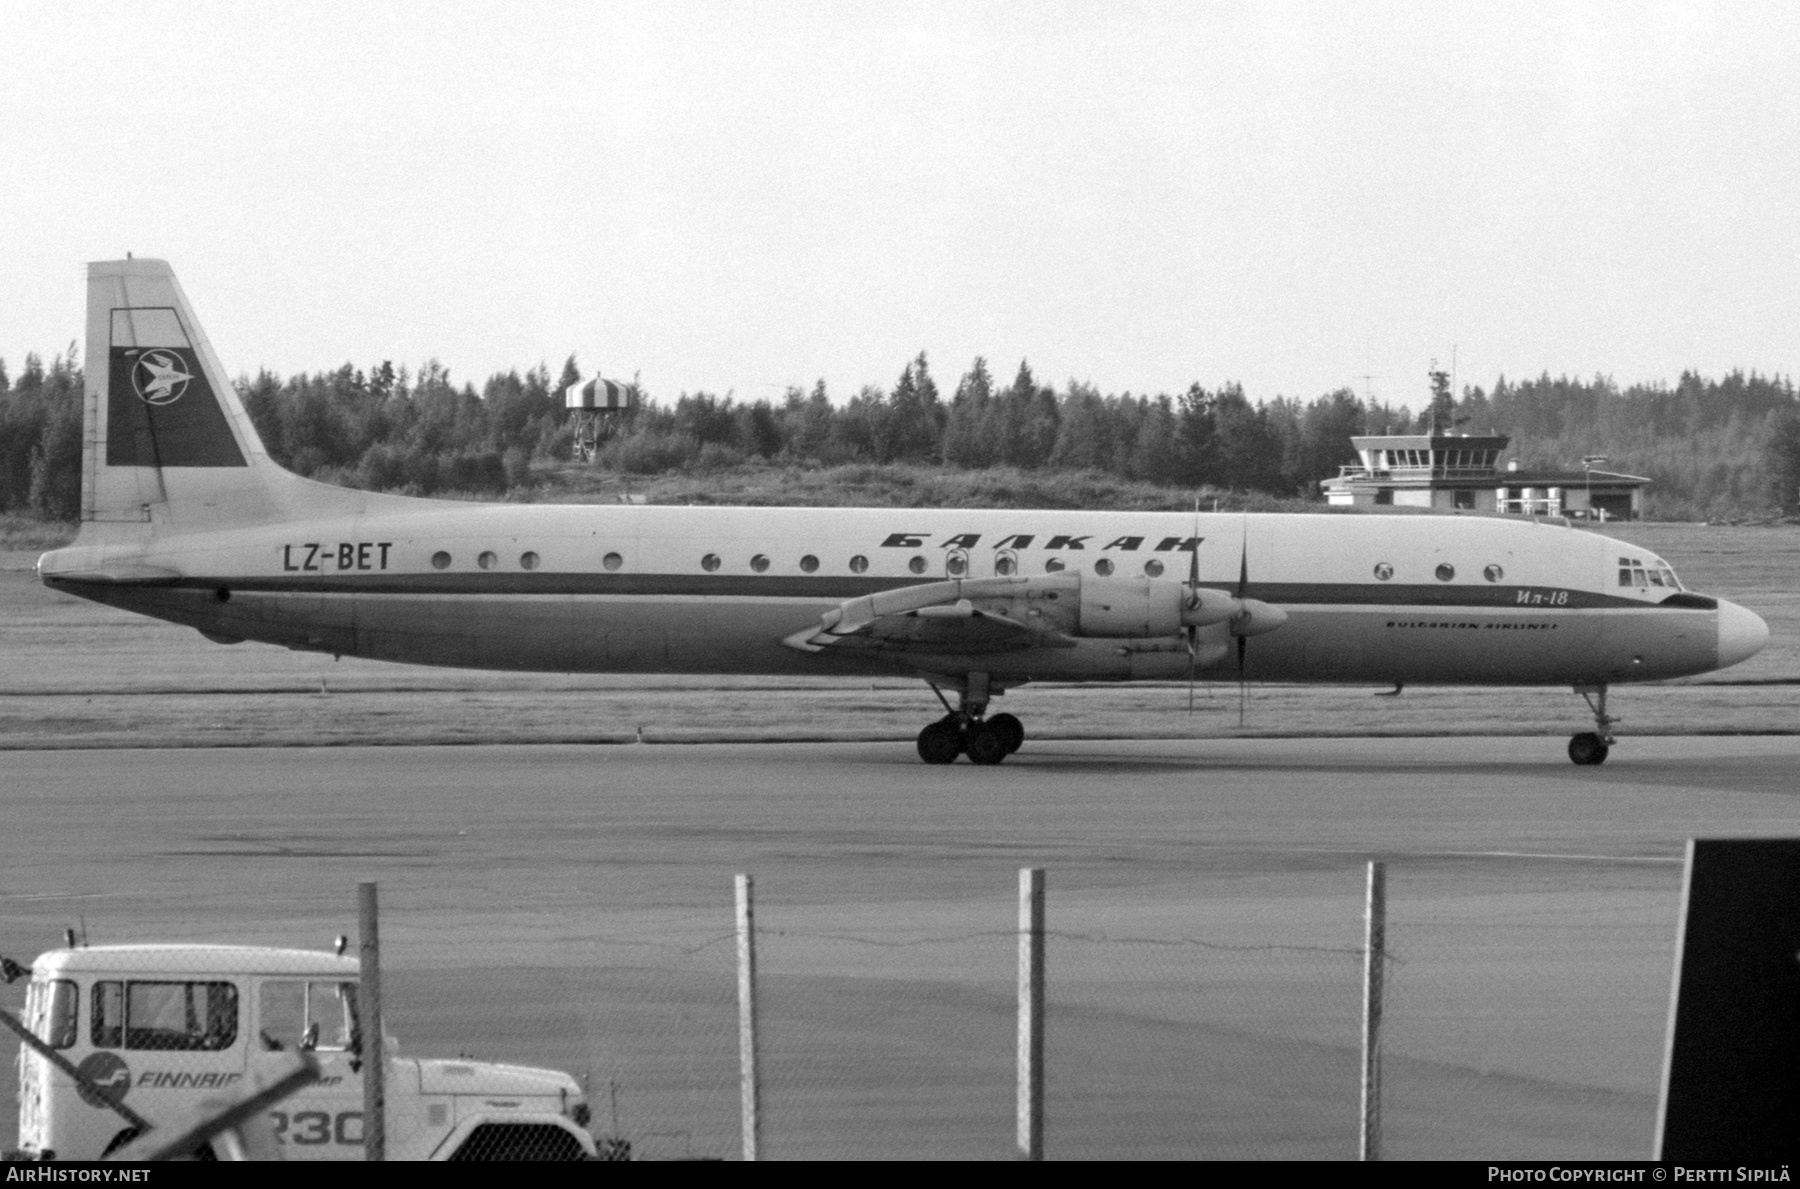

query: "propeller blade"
xmin=1187 ymin=497 xmax=1200 ymax=713
xmin=1237 ymin=518 xmax=1249 ymax=727
xmin=1187 ymin=626 xmax=1196 ymax=713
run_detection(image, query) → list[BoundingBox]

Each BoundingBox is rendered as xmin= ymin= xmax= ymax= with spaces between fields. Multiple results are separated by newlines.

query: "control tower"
xmin=1321 ymin=432 xmax=1648 ymax=519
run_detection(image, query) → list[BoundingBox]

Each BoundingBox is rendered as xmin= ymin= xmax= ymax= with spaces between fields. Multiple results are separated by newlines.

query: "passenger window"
xmin=477 ymin=551 xmax=497 ymax=570
xmin=1143 ymin=559 xmax=1164 ymax=578
xmin=431 ymin=551 xmax=451 ymax=570
xmin=750 ymin=554 xmax=770 ymax=573
xmin=945 ymin=551 xmax=968 ymax=577
xmin=602 ymin=552 xmax=623 ymax=571
xmin=310 ymin=982 xmax=357 ymax=1051
xmin=908 ymin=556 xmax=927 ymax=575
xmin=848 ymin=555 xmax=869 ymax=574
xmin=259 ymin=980 xmax=306 ymax=1049
xmin=701 ymin=553 xmax=721 ymax=572
xmin=124 ymin=981 xmax=239 ymax=1051
xmin=1045 ymin=558 xmax=1066 ymax=573
xmin=1094 ymin=558 xmax=1114 ymax=576
xmin=994 ymin=551 xmax=1018 ymax=576
xmin=259 ymin=980 xmax=357 ymax=1052
xmin=799 ymin=555 xmax=820 ymax=573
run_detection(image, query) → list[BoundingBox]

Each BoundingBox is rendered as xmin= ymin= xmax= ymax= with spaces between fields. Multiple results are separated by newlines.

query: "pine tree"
xmin=1424 ymin=363 xmax=1455 ymax=433
xmin=944 ymin=357 xmax=995 ymax=467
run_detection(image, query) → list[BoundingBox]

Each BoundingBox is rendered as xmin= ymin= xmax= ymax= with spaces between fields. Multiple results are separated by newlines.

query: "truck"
xmin=9 ymin=944 xmax=608 ymax=1160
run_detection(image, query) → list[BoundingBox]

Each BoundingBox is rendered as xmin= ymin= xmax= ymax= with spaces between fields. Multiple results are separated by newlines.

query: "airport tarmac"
xmin=4 ymin=734 xmax=1797 ymax=1159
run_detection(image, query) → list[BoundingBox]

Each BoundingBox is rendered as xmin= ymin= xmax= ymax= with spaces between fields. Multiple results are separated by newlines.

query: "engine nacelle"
xmin=1074 ymin=576 xmax=1245 ymax=637
xmin=1077 ymin=577 xmax=1185 ymax=637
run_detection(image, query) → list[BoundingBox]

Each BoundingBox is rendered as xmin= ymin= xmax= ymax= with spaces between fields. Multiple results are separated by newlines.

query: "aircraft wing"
xmin=784 ymin=577 xmax=1078 ymax=656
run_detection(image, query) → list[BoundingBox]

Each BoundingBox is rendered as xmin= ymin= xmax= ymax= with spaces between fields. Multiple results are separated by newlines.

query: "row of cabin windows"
xmin=416 ymin=549 xmax=1540 ymax=585
xmin=1372 ymin=562 xmax=1507 ymax=582
xmin=427 ymin=549 xmax=1178 ymax=578
xmin=31 ymin=978 xmax=356 ymax=1053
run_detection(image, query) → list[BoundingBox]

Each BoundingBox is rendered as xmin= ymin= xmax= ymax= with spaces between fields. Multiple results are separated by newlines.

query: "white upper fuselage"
xmin=39 ymin=498 xmax=1768 ymax=687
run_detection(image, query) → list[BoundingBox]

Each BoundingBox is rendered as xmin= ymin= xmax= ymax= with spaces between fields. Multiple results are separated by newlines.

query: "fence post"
xmin=358 ymin=880 xmax=385 ymax=1162
xmin=1361 ymin=860 xmax=1387 ymax=1161
xmin=736 ymin=873 xmax=761 ymax=1161
xmin=1017 ymin=866 xmax=1045 ymax=1161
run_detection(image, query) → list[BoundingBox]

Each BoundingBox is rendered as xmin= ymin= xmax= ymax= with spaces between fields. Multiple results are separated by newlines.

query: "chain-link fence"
xmin=4 ymin=858 xmax=1687 ymax=1160
xmin=1378 ymin=859 xmax=1681 ymax=1160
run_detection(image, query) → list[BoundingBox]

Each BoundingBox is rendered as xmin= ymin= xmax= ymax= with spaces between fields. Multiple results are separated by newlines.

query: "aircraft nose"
xmin=1716 ymin=600 xmax=1770 ymax=671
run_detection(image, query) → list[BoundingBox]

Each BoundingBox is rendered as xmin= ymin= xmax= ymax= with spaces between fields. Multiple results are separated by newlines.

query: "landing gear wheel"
xmin=987 ymin=712 xmax=1024 ymax=755
xmin=964 ymin=722 xmax=1010 ymax=766
xmin=1568 ymin=732 xmax=1610 ymax=766
xmin=917 ymin=720 xmax=962 ymax=764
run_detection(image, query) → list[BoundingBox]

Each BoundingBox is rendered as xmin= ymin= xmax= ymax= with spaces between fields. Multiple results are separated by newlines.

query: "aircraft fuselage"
xmin=42 ymin=502 xmax=1757 ymax=687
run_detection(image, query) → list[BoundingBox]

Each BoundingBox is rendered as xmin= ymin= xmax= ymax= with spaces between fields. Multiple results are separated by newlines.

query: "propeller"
xmin=1178 ymin=504 xmax=1286 ymax=717
xmin=1235 ymin=521 xmax=1249 ymax=726
xmin=1187 ymin=499 xmax=1200 ymax=713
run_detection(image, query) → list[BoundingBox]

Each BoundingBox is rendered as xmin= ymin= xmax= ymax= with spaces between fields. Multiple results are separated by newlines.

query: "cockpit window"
xmin=1617 ymin=557 xmax=1652 ymax=590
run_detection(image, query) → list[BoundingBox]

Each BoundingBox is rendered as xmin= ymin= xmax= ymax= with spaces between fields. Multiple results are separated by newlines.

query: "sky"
xmin=4 ymin=1 xmax=1798 ymax=409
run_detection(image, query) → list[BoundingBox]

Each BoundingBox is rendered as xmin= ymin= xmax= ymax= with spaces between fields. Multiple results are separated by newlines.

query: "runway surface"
xmin=4 ymin=735 xmax=1798 ymax=1159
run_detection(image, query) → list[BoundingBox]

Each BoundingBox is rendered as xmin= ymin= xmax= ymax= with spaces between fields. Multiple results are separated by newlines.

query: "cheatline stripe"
xmin=89 ymin=571 xmax=1717 ymax=612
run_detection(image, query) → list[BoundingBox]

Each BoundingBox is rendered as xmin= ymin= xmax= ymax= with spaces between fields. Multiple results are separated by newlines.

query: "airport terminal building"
xmin=1321 ymin=432 xmax=1648 ymax=520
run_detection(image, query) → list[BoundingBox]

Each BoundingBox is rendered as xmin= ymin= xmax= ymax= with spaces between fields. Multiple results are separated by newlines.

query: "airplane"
xmin=36 ymin=258 xmax=1770 ymax=765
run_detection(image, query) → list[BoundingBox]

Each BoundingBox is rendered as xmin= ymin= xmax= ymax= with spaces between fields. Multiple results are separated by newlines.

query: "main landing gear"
xmin=917 ymin=675 xmax=1025 ymax=766
xmin=1568 ymin=684 xmax=1616 ymax=766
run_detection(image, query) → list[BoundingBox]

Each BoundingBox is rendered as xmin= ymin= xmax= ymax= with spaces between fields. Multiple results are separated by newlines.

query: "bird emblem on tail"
xmin=132 ymin=349 xmax=192 ymax=405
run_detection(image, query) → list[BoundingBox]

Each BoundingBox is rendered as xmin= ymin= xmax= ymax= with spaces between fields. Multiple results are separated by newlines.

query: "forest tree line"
xmin=3 ymin=343 xmax=1799 ymax=521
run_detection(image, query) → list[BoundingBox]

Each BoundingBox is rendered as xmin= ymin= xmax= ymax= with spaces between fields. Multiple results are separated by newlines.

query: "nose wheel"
xmin=1567 ymin=732 xmax=1610 ymax=766
xmin=916 ymin=679 xmax=1026 ymax=764
xmin=1568 ymin=685 xmax=1616 ymax=766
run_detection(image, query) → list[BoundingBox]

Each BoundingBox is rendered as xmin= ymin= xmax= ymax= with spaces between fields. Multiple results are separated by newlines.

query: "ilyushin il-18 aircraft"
xmin=37 ymin=259 xmax=1770 ymax=765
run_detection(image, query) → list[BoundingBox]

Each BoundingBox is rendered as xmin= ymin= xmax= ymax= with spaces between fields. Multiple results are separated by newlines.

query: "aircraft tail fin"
xmin=82 ymin=258 xmax=325 ymax=531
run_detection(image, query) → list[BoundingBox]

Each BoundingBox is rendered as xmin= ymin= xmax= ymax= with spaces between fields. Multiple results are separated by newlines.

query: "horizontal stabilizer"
xmin=37 ymin=562 xmax=182 ymax=586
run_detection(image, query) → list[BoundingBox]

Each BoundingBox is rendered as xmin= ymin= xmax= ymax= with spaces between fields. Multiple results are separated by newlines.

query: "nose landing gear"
xmin=915 ymin=676 xmax=1026 ymax=765
xmin=1569 ymin=684 xmax=1616 ymax=766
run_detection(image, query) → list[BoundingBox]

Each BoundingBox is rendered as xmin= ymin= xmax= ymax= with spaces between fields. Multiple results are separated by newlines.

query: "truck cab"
xmin=14 ymin=945 xmax=599 ymax=1160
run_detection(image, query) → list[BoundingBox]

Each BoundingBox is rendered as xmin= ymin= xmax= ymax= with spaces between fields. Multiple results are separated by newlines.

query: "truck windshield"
xmin=258 ymin=980 xmax=357 ymax=1052
xmin=27 ymin=979 xmax=77 ymax=1049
